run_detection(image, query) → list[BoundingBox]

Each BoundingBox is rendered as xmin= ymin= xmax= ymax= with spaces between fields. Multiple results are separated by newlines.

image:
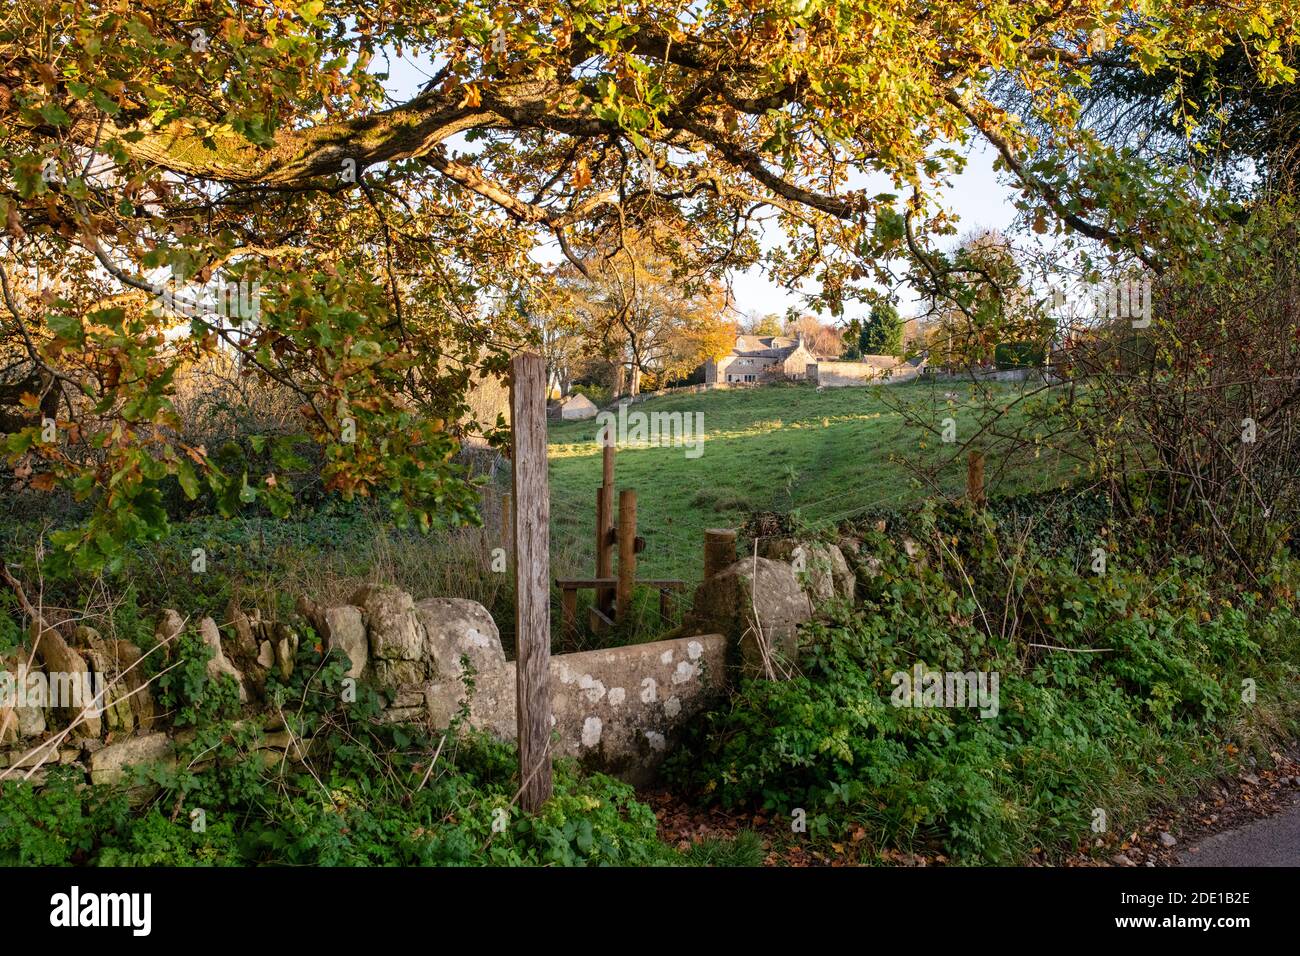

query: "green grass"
xmin=546 ymin=379 xmax=1079 ymax=584
xmin=0 ymin=379 xmax=1078 ymax=656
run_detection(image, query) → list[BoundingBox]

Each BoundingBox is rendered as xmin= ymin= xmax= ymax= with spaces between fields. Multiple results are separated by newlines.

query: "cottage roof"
xmin=731 ymin=334 xmax=802 ymax=358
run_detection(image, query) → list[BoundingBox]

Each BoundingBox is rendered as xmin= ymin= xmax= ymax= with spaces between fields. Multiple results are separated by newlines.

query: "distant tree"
xmin=523 ymin=288 xmax=586 ymax=398
xmin=784 ymin=314 xmax=844 ymax=356
xmin=556 ymin=231 xmax=731 ymax=396
xmin=924 ymin=230 xmax=1049 ymax=368
xmin=744 ymin=313 xmax=784 ymax=336
xmin=860 ymin=301 xmax=905 ymax=357
xmin=841 ymin=318 xmax=865 ymax=359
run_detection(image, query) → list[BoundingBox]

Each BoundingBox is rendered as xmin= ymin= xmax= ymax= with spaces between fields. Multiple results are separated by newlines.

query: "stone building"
xmin=704 ymin=334 xmax=819 ymax=384
xmin=809 ymin=354 xmax=927 ymax=387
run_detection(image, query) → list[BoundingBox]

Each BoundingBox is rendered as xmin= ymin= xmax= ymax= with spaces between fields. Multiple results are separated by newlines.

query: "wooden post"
xmin=501 ymin=491 xmax=512 ymax=551
xmin=703 ymin=528 xmax=738 ymax=580
xmin=593 ymin=443 xmax=616 ymax=630
xmin=561 ymin=587 xmax=578 ymax=638
xmin=616 ymin=489 xmax=637 ymax=624
xmin=966 ymin=450 xmax=986 ymax=507
xmin=509 ymin=352 xmax=552 ymax=811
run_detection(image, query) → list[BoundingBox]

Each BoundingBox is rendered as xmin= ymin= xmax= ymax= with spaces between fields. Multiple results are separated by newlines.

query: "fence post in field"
xmin=616 ymin=488 xmax=637 ymax=624
xmin=561 ymin=587 xmax=578 ymax=637
xmin=703 ymin=528 xmax=738 ymax=580
xmin=966 ymin=450 xmax=986 ymax=507
xmin=593 ymin=441 xmax=616 ymax=630
xmin=509 ymin=351 xmax=552 ymax=811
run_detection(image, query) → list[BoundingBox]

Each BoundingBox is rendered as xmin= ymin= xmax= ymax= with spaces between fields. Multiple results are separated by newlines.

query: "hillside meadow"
xmin=545 ymin=379 xmax=1082 ymax=584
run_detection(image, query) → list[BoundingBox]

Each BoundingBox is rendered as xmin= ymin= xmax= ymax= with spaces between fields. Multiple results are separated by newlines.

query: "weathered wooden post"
xmin=501 ymin=491 xmax=513 ymax=552
xmin=703 ymin=528 xmax=738 ymax=580
xmin=966 ymin=450 xmax=986 ymax=507
xmin=561 ymin=586 xmax=578 ymax=638
xmin=602 ymin=438 xmax=615 ymax=487
xmin=510 ymin=352 xmax=552 ymax=811
xmin=616 ymin=488 xmax=637 ymax=624
xmin=593 ymin=442 xmax=616 ymax=630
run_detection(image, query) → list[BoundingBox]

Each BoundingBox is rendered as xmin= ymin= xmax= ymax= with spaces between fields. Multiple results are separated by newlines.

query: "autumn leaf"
xmin=5 ymin=202 xmax=24 ymax=239
xmin=572 ymin=159 xmax=592 ymax=189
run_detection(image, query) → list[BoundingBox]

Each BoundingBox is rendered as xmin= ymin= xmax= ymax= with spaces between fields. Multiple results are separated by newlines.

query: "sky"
xmin=728 ymin=142 xmax=1020 ymax=322
xmin=381 ymin=52 xmax=1025 ymax=327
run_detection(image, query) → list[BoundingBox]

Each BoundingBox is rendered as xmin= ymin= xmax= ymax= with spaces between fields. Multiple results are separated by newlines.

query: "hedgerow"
xmin=667 ymin=502 xmax=1300 ymax=863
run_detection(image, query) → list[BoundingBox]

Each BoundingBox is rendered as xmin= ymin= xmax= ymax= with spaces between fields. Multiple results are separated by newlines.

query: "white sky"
xmin=728 ymin=142 xmax=1019 ymax=322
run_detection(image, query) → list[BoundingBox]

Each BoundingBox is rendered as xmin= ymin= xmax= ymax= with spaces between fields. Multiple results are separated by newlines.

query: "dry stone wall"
xmin=2 ymin=530 xmax=863 ymax=790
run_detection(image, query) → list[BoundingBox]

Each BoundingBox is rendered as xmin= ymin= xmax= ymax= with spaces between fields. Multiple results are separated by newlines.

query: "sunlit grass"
xmin=546 ymin=379 xmax=1082 ymax=583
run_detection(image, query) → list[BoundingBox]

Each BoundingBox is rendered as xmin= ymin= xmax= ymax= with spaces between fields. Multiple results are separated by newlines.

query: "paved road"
xmin=1179 ymin=797 xmax=1300 ymax=866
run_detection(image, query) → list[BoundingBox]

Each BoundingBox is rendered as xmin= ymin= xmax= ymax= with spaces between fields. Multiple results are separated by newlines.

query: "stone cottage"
xmin=704 ymin=334 xmax=819 ymax=384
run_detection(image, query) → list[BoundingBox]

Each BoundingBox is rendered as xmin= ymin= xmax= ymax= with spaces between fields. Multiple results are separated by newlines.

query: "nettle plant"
xmin=1 ymin=1 xmax=1296 ymax=570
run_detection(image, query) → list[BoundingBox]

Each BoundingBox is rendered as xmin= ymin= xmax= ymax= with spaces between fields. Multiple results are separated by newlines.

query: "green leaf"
xmin=175 ymin=458 xmax=200 ymax=500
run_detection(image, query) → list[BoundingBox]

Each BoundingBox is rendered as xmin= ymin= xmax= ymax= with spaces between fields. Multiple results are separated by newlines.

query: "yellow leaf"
xmin=459 ymin=84 xmax=482 ymax=108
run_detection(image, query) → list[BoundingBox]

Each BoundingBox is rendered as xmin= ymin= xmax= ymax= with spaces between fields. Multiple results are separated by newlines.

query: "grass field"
xmin=546 ymin=379 xmax=1079 ymax=585
xmin=0 ymin=378 xmax=1078 ymax=657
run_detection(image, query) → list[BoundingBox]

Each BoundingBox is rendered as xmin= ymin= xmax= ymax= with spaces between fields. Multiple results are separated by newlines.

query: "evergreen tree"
xmin=841 ymin=318 xmax=864 ymax=359
xmin=861 ymin=301 xmax=905 ymax=357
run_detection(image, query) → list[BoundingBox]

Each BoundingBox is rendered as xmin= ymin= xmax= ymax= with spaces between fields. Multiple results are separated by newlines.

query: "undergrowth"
xmin=0 ymin=636 xmax=675 ymax=867
xmin=666 ymin=501 xmax=1300 ymax=864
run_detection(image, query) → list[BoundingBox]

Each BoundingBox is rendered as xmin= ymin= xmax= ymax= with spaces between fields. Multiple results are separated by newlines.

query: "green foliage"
xmin=993 ymin=341 xmax=1044 ymax=369
xmin=0 ymin=592 xmax=21 ymax=653
xmin=680 ymin=830 xmax=766 ymax=867
xmin=0 ymin=635 xmax=675 ymax=867
xmin=841 ymin=317 xmax=863 ymax=359
xmin=861 ymin=301 xmax=904 ymax=357
xmin=667 ymin=503 xmax=1300 ymax=863
xmin=148 ymin=625 xmax=242 ymax=728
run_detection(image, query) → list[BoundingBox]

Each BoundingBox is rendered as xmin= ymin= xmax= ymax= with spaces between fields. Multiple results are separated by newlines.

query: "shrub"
xmin=993 ymin=341 xmax=1044 ymax=369
xmin=667 ymin=503 xmax=1300 ymax=863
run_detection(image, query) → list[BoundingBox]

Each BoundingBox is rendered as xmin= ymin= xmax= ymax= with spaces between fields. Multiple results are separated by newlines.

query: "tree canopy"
xmin=2 ymin=0 xmax=1297 ymax=567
